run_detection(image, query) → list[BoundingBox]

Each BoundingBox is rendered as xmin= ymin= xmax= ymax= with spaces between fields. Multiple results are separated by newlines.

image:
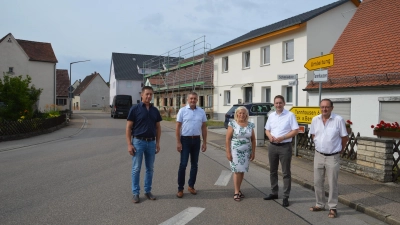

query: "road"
xmin=0 ymin=112 xmax=385 ymax=225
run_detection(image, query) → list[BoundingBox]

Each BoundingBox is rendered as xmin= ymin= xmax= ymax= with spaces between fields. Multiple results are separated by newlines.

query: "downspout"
xmin=54 ymin=63 xmax=56 ymax=110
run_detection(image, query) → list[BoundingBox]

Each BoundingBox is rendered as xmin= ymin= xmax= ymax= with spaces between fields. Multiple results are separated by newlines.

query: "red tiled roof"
xmin=56 ymin=69 xmax=70 ymax=97
xmin=16 ymin=39 xmax=58 ymax=63
xmin=149 ymin=78 xmax=164 ymax=86
xmin=305 ymin=0 xmax=400 ymax=90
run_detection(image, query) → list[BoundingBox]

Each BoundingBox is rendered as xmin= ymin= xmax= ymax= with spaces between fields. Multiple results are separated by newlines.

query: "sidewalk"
xmin=2 ymin=116 xmax=399 ymax=224
xmin=161 ymin=120 xmax=400 ymax=225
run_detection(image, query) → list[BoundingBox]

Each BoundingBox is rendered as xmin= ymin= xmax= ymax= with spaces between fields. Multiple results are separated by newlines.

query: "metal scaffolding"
xmin=143 ymin=36 xmax=213 ymax=118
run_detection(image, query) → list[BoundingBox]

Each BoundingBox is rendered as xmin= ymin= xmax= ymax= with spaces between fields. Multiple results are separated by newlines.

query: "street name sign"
xmin=289 ymin=106 xmax=321 ymax=124
xmin=304 ymin=53 xmax=334 ymax=71
xmin=288 ymin=80 xmax=297 ymax=86
xmin=277 ymin=74 xmax=298 ymax=80
xmin=314 ymin=70 xmax=328 ymax=82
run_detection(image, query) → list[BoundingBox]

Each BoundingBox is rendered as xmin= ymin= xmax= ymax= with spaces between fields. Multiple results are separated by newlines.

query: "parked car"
xmin=224 ymin=103 xmax=274 ymax=128
xmin=110 ymin=95 xmax=133 ymax=119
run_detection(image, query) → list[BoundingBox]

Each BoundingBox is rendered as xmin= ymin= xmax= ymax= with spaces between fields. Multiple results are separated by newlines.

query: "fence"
xmin=0 ymin=114 xmax=66 ymax=141
xmin=295 ymin=128 xmax=400 ymax=182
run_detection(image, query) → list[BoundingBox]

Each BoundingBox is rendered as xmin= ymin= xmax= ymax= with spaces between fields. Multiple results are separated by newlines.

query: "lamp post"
xmin=69 ymin=60 xmax=90 ymax=116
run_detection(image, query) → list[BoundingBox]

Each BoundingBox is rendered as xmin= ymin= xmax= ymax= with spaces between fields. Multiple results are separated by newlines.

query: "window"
xmin=379 ymin=100 xmax=400 ymax=123
xmin=224 ymin=91 xmax=231 ymax=105
xmin=156 ymin=97 xmax=160 ymax=106
xmin=285 ymin=86 xmax=293 ymax=103
xmin=126 ymin=81 xmax=132 ymax=88
xmin=263 ymin=87 xmax=271 ymax=102
xmin=56 ymin=99 xmax=67 ymax=106
xmin=262 ymin=46 xmax=270 ymax=65
xmin=199 ymin=96 xmax=204 ymax=107
xmin=283 ymin=40 xmax=294 ymax=61
xmin=243 ymin=51 xmax=250 ymax=68
xmin=332 ymin=102 xmax=351 ymax=122
xmin=8 ymin=67 xmax=14 ymax=73
xmin=163 ymin=98 xmax=167 ymax=106
xmin=207 ymin=95 xmax=212 ymax=107
xmin=222 ymin=57 xmax=229 ymax=72
xmin=169 ymin=98 xmax=173 ymax=106
xmin=176 ymin=95 xmax=181 ymax=107
xmin=182 ymin=94 xmax=186 ymax=104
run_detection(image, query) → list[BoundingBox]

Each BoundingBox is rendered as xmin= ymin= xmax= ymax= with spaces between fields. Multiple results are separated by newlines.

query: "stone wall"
xmin=295 ymin=137 xmax=395 ymax=182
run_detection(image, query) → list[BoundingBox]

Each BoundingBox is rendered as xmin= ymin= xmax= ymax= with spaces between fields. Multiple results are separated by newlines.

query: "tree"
xmin=0 ymin=73 xmax=42 ymax=121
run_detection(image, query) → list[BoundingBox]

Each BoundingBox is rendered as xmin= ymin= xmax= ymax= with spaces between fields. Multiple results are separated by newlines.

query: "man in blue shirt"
xmin=125 ymin=86 xmax=162 ymax=203
xmin=176 ymin=92 xmax=207 ymax=198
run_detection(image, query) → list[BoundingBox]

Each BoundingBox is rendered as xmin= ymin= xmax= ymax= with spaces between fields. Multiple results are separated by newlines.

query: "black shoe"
xmin=263 ymin=194 xmax=278 ymax=200
xmin=282 ymin=197 xmax=289 ymax=207
xmin=132 ymin=194 xmax=140 ymax=203
xmin=145 ymin=192 xmax=156 ymax=200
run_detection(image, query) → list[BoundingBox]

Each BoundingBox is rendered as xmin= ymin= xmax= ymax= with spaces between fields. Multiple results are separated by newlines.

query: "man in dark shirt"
xmin=125 ymin=86 xmax=162 ymax=203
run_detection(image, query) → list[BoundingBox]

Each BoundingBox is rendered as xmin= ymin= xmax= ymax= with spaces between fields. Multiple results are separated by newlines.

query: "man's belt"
xmin=316 ymin=150 xmax=340 ymax=156
xmin=134 ymin=136 xmax=156 ymax=141
xmin=181 ymin=135 xmax=201 ymax=139
xmin=270 ymin=142 xmax=291 ymax=146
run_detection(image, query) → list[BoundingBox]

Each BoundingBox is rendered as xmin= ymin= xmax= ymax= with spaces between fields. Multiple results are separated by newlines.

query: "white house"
xmin=73 ymin=72 xmax=110 ymax=110
xmin=0 ymin=33 xmax=58 ymax=111
xmin=208 ymin=0 xmax=359 ymax=121
xmin=305 ymin=0 xmax=400 ymax=137
xmin=109 ymin=53 xmax=165 ymax=105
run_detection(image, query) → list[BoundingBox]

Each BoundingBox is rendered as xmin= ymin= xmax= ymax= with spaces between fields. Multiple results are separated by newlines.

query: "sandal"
xmin=309 ymin=206 xmax=325 ymax=212
xmin=239 ymin=190 xmax=245 ymax=198
xmin=328 ymin=209 xmax=337 ymax=218
xmin=233 ymin=193 xmax=241 ymax=201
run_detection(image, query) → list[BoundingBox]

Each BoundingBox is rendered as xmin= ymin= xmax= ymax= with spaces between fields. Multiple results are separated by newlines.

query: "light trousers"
xmin=313 ymin=152 xmax=340 ymax=210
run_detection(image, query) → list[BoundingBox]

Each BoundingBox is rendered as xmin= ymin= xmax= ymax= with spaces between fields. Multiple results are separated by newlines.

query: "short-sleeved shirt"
xmin=264 ymin=109 xmax=299 ymax=143
xmin=127 ymin=102 xmax=162 ymax=138
xmin=309 ymin=113 xmax=348 ymax=154
xmin=176 ymin=105 xmax=207 ymax=136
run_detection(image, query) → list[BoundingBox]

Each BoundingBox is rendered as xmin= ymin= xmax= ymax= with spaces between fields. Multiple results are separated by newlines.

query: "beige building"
xmin=0 ymin=33 xmax=58 ymax=111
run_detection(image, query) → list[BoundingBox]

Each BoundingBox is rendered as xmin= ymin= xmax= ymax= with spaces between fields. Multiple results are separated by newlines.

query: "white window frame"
xmin=224 ymin=90 xmax=231 ymax=105
xmin=285 ymin=86 xmax=293 ymax=103
xmin=261 ymin=46 xmax=270 ymax=65
xmin=262 ymin=87 xmax=271 ymax=103
xmin=207 ymin=95 xmax=212 ymax=107
xmin=242 ymin=51 xmax=250 ymax=69
xmin=283 ymin=39 xmax=294 ymax=62
xmin=222 ymin=56 xmax=229 ymax=72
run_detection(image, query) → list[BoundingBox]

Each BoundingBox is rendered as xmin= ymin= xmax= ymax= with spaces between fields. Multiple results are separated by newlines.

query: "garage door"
xmin=332 ymin=102 xmax=351 ymax=122
xmin=380 ymin=102 xmax=400 ymax=123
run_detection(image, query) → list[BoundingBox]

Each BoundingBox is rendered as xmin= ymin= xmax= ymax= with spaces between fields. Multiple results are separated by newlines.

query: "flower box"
xmin=373 ymin=130 xmax=400 ymax=138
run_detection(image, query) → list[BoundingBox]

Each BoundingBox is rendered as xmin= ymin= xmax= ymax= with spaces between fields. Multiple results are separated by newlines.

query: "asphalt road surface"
xmin=0 ymin=112 xmax=385 ymax=225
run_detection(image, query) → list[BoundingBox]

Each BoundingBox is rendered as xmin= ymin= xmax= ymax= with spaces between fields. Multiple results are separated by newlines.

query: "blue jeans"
xmin=131 ymin=138 xmax=156 ymax=195
xmin=178 ymin=137 xmax=201 ymax=190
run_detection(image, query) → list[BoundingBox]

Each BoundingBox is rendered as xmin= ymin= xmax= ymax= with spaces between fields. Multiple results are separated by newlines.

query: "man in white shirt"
xmin=175 ymin=92 xmax=207 ymax=198
xmin=264 ymin=95 xmax=299 ymax=207
xmin=309 ymin=99 xmax=348 ymax=218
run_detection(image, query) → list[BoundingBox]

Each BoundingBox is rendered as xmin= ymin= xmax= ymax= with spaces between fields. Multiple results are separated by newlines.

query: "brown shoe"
xmin=188 ymin=186 xmax=197 ymax=195
xmin=177 ymin=190 xmax=184 ymax=198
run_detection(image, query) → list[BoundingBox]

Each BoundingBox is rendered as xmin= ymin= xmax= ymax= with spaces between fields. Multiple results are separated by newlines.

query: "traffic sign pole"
xmin=295 ymin=74 xmax=298 ymax=156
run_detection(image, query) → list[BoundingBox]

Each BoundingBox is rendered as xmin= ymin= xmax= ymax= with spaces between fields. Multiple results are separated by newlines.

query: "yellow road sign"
xmin=304 ymin=53 xmax=334 ymax=71
xmin=289 ymin=107 xmax=320 ymax=124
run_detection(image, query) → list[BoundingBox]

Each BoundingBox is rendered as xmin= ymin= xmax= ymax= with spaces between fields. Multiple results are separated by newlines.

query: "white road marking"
xmin=214 ymin=170 xmax=232 ymax=186
xmin=159 ymin=207 xmax=205 ymax=225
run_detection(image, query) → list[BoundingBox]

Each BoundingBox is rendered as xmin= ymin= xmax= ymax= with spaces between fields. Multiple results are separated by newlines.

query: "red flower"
xmin=371 ymin=125 xmax=374 ymax=128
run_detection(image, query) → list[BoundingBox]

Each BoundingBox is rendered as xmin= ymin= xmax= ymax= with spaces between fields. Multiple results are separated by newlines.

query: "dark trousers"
xmin=268 ymin=142 xmax=292 ymax=198
xmin=178 ymin=137 xmax=201 ymax=190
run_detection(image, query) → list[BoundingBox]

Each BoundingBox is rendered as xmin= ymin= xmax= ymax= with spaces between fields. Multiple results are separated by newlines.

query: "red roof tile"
xmin=305 ymin=0 xmax=400 ymax=90
xmin=16 ymin=39 xmax=58 ymax=63
xmin=56 ymin=69 xmax=70 ymax=96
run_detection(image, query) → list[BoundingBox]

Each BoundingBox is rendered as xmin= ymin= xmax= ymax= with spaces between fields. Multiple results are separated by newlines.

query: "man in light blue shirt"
xmin=176 ymin=92 xmax=207 ymax=198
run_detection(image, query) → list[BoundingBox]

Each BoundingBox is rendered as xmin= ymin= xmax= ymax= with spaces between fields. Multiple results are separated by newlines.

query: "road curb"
xmin=205 ymin=139 xmax=399 ymax=225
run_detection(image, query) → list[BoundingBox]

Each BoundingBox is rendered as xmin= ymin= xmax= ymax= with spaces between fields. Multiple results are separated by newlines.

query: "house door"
xmin=245 ymin=87 xmax=252 ymax=103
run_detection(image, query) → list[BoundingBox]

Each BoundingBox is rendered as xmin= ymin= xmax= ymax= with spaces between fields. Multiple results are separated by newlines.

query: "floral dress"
xmin=229 ymin=120 xmax=255 ymax=172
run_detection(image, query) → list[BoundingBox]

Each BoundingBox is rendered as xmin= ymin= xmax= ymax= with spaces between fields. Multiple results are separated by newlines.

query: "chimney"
xmin=79 ymin=79 xmax=81 ymax=83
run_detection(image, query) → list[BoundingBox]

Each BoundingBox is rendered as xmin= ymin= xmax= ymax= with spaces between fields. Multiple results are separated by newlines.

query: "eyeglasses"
xmin=320 ymin=106 xmax=332 ymax=109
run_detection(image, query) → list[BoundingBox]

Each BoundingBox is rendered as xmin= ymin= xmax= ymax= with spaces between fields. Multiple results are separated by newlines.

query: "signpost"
xmin=289 ymin=106 xmax=321 ymax=124
xmin=314 ymin=70 xmax=328 ymax=82
xmin=278 ymin=74 xmax=300 ymax=155
xmin=304 ymin=53 xmax=334 ymax=71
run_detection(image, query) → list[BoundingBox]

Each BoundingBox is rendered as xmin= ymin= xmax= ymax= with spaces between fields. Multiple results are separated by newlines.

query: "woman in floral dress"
xmin=225 ymin=106 xmax=256 ymax=201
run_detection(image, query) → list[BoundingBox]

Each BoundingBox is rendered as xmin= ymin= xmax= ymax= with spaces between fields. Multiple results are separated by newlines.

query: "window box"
xmin=373 ymin=130 xmax=400 ymax=138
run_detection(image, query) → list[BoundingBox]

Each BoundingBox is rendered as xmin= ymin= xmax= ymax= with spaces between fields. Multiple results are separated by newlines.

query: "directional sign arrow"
xmin=304 ymin=53 xmax=334 ymax=71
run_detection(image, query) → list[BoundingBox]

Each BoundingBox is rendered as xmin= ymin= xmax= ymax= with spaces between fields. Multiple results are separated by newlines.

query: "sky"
xmin=1 ymin=0 xmax=346 ymax=84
